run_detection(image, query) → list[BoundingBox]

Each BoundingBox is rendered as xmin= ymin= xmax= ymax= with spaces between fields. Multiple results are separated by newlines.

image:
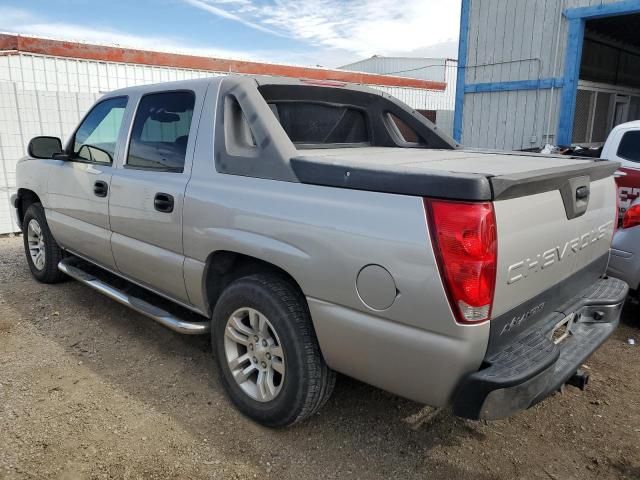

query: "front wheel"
xmin=22 ymin=203 xmax=66 ymax=283
xmin=212 ymin=274 xmax=335 ymax=427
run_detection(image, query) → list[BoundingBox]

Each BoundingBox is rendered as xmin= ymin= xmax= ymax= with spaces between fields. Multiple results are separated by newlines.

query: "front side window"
xmin=127 ymin=91 xmax=195 ymax=172
xmin=617 ymin=130 xmax=640 ymax=163
xmin=74 ymin=96 xmax=128 ymax=163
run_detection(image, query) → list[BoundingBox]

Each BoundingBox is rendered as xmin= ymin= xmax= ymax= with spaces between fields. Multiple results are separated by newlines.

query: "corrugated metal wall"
xmin=376 ymin=82 xmax=456 ymax=112
xmin=0 ymin=52 xmax=443 ymax=234
xmin=341 ymin=57 xmax=457 ymax=134
xmin=460 ymin=0 xmax=624 ymax=151
xmin=341 ymin=57 xmax=449 ymax=83
xmin=0 ymin=53 xmax=219 ymax=92
xmin=339 ymin=57 xmax=457 ymax=111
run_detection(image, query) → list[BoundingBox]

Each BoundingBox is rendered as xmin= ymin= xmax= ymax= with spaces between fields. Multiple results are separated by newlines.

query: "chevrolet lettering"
xmin=507 ymin=221 xmax=614 ymax=285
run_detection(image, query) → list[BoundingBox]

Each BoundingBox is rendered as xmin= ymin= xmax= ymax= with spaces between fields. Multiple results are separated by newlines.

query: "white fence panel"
xmin=0 ymin=81 xmax=101 ymax=234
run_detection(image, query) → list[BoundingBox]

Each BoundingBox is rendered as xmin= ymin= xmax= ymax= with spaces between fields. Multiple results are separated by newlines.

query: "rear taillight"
xmin=622 ymin=203 xmax=640 ymax=229
xmin=425 ymin=199 xmax=497 ymax=324
xmin=614 ymin=186 xmax=621 ymax=233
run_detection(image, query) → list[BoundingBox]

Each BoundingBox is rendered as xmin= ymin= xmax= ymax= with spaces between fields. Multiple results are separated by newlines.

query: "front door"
xmin=109 ymin=89 xmax=200 ymax=303
xmin=46 ymin=96 xmax=129 ymax=269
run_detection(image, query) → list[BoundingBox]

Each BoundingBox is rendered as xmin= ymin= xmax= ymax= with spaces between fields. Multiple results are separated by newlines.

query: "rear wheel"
xmin=212 ymin=274 xmax=335 ymax=427
xmin=22 ymin=203 xmax=65 ymax=283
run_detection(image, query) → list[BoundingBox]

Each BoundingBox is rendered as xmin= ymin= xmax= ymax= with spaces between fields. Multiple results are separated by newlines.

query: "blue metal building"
xmin=455 ymin=0 xmax=640 ymax=150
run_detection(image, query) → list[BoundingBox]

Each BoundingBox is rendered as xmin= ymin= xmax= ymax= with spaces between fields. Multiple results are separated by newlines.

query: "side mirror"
xmin=27 ymin=136 xmax=63 ymax=159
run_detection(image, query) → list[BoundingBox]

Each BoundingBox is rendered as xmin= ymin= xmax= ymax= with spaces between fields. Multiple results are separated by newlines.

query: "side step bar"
xmin=58 ymin=258 xmax=210 ymax=335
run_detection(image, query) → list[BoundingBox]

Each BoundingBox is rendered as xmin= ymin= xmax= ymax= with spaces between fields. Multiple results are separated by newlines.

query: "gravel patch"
xmin=0 ymin=236 xmax=639 ymax=479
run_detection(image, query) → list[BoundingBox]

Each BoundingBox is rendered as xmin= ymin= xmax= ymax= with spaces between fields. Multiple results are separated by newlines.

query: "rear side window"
xmin=617 ymin=130 xmax=640 ymax=163
xmin=269 ymin=102 xmax=368 ymax=146
xmin=127 ymin=91 xmax=195 ymax=172
xmin=74 ymin=96 xmax=128 ymax=163
xmin=387 ymin=113 xmax=423 ymax=144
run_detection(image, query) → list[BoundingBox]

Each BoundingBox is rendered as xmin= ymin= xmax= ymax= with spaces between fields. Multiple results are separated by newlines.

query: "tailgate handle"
xmin=576 ymin=185 xmax=590 ymax=200
xmin=560 ymin=176 xmax=590 ymax=220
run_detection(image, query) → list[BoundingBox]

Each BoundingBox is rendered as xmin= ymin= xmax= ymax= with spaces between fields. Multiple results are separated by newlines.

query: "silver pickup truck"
xmin=13 ymin=75 xmax=628 ymax=427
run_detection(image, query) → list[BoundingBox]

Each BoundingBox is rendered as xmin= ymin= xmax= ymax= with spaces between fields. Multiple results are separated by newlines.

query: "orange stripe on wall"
xmin=0 ymin=34 xmax=447 ymax=91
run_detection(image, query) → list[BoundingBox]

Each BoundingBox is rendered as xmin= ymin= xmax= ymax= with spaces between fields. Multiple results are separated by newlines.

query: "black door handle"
xmin=94 ymin=180 xmax=108 ymax=197
xmin=154 ymin=193 xmax=174 ymax=213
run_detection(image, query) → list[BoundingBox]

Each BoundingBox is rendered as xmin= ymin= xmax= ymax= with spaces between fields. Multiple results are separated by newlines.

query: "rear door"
xmin=109 ymin=87 xmax=204 ymax=303
xmin=46 ymin=96 xmax=129 ymax=269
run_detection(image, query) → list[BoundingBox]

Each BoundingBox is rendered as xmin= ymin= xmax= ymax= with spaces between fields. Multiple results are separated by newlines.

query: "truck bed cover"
xmin=291 ymin=147 xmax=620 ymax=201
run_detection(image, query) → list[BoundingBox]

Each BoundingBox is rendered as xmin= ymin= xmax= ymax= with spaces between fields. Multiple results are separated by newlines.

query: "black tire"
xmin=212 ymin=274 xmax=335 ymax=427
xmin=22 ymin=203 xmax=66 ymax=283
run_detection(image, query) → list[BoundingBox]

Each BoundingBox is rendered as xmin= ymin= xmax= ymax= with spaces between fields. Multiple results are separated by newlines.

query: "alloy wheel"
xmin=27 ymin=219 xmax=46 ymax=270
xmin=223 ymin=307 xmax=285 ymax=402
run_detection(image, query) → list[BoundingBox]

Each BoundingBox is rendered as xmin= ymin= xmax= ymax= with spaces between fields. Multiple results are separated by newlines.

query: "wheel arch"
xmin=16 ymin=188 xmax=42 ymax=228
xmin=202 ymin=250 xmax=307 ymax=317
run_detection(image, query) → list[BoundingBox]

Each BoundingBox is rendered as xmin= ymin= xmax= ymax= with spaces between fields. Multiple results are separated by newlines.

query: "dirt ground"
xmin=0 ymin=235 xmax=639 ymax=480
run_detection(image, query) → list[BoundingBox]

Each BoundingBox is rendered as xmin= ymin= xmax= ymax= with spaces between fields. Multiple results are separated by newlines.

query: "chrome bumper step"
xmin=58 ymin=257 xmax=210 ymax=335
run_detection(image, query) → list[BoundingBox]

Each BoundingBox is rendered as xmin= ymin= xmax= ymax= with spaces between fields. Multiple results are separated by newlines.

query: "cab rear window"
xmin=268 ymin=102 xmax=369 ymax=146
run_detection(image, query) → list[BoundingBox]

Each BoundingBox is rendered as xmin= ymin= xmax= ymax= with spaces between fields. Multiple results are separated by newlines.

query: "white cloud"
xmin=182 ymin=0 xmax=461 ymax=59
xmin=0 ymin=6 xmax=267 ymax=62
xmin=182 ymin=0 xmax=282 ymax=36
xmin=0 ymin=2 xmax=460 ymax=69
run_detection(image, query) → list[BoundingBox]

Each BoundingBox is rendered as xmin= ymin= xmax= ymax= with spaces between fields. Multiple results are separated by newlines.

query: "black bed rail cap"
xmin=291 ymin=156 xmax=493 ymax=201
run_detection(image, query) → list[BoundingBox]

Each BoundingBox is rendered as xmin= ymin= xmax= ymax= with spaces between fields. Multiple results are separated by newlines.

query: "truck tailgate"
xmin=492 ymin=176 xmax=616 ymax=321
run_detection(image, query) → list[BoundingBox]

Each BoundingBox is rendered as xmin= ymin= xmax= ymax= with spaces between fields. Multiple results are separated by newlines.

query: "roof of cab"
xmin=102 ymin=74 xmax=383 ymax=98
xmin=610 ymin=120 xmax=640 ymax=133
xmin=102 ymin=77 xmax=219 ymax=97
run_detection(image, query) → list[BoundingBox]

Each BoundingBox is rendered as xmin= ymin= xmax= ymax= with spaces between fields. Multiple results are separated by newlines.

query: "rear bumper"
xmin=452 ymin=276 xmax=628 ymax=420
xmin=608 ymin=225 xmax=640 ymax=291
xmin=607 ymin=248 xmax=638 ymax=291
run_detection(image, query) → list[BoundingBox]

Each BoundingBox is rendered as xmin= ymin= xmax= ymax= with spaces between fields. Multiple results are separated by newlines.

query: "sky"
xmin=0 ymin=1 xmax=461 ymax=68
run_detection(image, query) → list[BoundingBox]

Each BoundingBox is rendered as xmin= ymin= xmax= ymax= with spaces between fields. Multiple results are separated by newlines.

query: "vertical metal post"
xmin=453 ymin=0 xmax=471 ymax=144
xmin=557 ymin=17 xmax=585 ymax=145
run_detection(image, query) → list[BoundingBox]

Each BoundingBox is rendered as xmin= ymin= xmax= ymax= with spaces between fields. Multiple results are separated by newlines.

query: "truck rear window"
xmin=256 ymin=83 xmax=455 ymax=151
xmin=617 ymin=130 xmax=640 ymax=163
xmin=268 ymin=102 xmax=369 ymax=147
